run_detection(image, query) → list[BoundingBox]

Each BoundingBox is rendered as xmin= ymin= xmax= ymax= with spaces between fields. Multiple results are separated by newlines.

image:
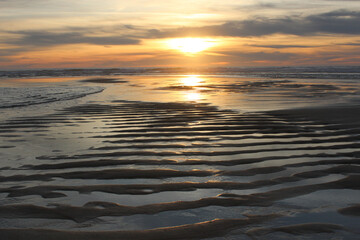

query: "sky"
xmin=0 ymin=0 xmax=360 ymax=69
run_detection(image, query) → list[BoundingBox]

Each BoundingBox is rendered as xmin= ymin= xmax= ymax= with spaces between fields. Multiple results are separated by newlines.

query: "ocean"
xmin=0 ymin=66 xmax=359 ymax=239
xmin=1 ymin=66 xmax=360 ymax=114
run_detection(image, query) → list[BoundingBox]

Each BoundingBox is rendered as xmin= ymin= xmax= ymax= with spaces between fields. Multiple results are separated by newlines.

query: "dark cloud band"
xmin=2 ymin=31 xmax=140 ymax=47
xmin=148 ymin=10 xmax=360 ymax=37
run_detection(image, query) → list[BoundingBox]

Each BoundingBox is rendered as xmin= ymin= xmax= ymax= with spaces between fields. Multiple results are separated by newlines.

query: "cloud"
xmin=242 ymin=2 xmax=277 ymax=9
xmin=341 ymin=43 xmax=360 ymax=46
xmin=2 ymin=31 xmax=140 ymax=47
xmin=0 ymin=0 xmax=48 ymax=8
xmin=227 ymin=51 xmax=296 ymax=62
xmin=3 ymin=9 xmax=358 ymax=49
xmin=148 ymin=10 xmax=360 ymax=37
xmin=0 ymin=46 xmax=31 ymax=57
xmin=248 ymin=44 xmax=314 ymax=49
xmin=212 ymin=47 xmax=360 ymax=66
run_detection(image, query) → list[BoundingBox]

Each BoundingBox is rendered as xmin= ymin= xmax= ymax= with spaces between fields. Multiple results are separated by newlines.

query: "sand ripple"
xmin=0 ymin=101 xmax=359 ymax=239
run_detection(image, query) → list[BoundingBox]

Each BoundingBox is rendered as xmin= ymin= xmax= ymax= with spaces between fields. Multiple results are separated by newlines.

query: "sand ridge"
xmin=0 ymin=100 xmax=359 ymax=239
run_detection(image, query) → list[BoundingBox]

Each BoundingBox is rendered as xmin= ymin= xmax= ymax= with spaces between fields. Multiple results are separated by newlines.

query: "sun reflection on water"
xmin=179 ymin=76 xmax=205 ymax=102
xmin=180 ymin=75 xmax=203 ymax=87
xmin=185 ymin=91 xmax=202 ymax=102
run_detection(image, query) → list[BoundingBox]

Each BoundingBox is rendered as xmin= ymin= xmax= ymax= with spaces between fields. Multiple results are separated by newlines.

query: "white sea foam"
xmin=0 ymin=86 xmax=104 ymax=108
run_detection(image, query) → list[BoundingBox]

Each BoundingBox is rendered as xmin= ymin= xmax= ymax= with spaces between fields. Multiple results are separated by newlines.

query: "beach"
xmin=0 ymin=68 xmax=359 ymax=239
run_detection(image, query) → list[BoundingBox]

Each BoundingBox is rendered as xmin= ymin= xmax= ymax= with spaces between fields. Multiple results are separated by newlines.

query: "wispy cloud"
xmin=340 ymin=42 xmax=360 ymax=46
xmin=248 ymin=44 xmax=314 ymax=49
xmin=225 ymin=51 xmax=296 ymax=62
xmin=2 ymin=31 xmax=140 ymax=47
xmin=147 ymin=10 xmax=360 ymax=37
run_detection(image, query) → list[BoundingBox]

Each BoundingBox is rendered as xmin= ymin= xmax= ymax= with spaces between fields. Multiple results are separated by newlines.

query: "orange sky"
xmin=0 ymin=0 xmax=359 ymax=69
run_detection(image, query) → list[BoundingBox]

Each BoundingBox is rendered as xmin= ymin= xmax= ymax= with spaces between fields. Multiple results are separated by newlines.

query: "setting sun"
xmin=167 ymin=38 xmax=217 ymax=54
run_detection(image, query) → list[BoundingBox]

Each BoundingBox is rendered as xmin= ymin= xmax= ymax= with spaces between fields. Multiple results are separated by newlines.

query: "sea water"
xmin=1 ymin=66 xmax=360 ymax=111
xmin=0 ymin=66 xmax=360 ymax=239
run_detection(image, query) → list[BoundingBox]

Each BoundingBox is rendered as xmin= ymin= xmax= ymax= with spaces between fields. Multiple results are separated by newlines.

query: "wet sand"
xmin=0 ymin=99 xmax=359 ymax=239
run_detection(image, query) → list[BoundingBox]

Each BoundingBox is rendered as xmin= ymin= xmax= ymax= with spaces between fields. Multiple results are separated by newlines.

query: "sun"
xmin=167 ymin=38 xmax=216 ymax=54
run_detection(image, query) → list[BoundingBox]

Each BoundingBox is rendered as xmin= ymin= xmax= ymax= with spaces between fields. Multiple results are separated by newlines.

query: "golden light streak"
xmin=185 ymin=91 xmax=202 ymax=101
xmin=180 ymin=75 xmax=203 ymax=86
